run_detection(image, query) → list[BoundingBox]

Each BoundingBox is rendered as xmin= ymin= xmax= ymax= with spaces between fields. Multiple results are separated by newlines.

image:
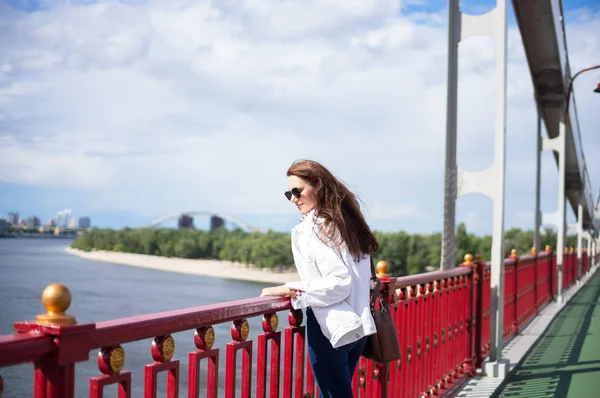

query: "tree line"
xmin=71 ymin=224 xmax=577 ymax=276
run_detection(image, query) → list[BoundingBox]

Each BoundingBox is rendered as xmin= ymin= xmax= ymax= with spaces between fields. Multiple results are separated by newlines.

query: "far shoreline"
xmin=65 ymin=247 xmax=301 ymax=285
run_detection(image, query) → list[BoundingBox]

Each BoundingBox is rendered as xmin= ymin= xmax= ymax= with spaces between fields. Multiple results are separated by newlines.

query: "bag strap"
xmin=370 ymin=256 xmax=377 ymax=280
xmin=369 ymin=256 xmax=382 ymax=313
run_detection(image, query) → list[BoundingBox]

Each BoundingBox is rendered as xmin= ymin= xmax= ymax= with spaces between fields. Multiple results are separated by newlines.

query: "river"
xmin=0 ymin=238 xmax=289 ymax=397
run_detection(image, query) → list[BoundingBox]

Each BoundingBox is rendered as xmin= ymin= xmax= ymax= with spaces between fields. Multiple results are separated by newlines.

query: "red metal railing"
xmin=0 ymin=249 xmax=598 ymax=398
xmin=472 ymin=246 xmax=595 ymax=369
xmin=387 ymin=265 xmax=475 ymax=397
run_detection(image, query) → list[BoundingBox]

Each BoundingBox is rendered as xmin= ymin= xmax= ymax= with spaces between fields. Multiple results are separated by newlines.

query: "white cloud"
xmin=1 ymin=1 xmax=599 ymax=233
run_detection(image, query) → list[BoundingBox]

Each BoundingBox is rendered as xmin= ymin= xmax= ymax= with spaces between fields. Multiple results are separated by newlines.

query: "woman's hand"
xmin=260 ymin=285 xmax=295 ymax=297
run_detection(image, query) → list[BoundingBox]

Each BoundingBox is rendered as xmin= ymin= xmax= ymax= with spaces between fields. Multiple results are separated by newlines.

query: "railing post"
xmin=474 ymin=254 xmax=485 ymax=369
xmin=584 ymin=235 xmax=590 ymax=275
xmin=34 ymin=358 xmax=76 ymax=398
xmin=460 ymin=254 xmax=478 ymax=375
xmin=510 ymin=249 xmax=519 ymax=335
xmin=564 ymin=248 xmax=569 ymax=287
xmin=577 ymin=204 xmax=583 ymax=282
xmin=572 ymin=248 xmax=577 ymax=284
xmin=374 ymin=261 xmax=392 ymax=398
xmin=283 ymin=309 xmax=305 ymax=398
xmin=13 ymin=284 xmax=95 ymax=398
xmin=532 ymin=247 xmax=539 ymax=314
xmin=568 ymin=248 xmax=574 ymax=287
xmin=547 ymin=246 xmax=555 ymax=299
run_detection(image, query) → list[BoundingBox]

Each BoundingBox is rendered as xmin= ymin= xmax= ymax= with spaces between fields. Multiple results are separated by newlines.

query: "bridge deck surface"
xmin=454 ymin=266 xmax=599 ymax=398
xmin=495 ymin=270 xmax=600 ymax=398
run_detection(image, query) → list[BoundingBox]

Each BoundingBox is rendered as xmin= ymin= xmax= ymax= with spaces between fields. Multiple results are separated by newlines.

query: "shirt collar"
xmin=297 ymin=208 xmax=316 ymax=225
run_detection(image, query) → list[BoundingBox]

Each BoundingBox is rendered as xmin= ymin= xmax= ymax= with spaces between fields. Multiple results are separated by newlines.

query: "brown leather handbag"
xmin=362 ymin=257 xmax=402 ymax=363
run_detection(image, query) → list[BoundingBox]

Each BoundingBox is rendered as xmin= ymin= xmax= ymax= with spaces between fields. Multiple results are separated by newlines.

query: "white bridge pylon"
xmin=145 ymin=211 xmax=264 ymax=233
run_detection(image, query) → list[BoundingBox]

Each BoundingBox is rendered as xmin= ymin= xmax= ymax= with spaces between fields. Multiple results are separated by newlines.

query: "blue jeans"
xmin=306 ymin=307 xmax=367 ymax=398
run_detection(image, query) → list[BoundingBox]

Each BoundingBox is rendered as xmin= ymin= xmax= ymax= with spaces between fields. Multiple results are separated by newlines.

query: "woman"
xmin=261 ymin=159 xmax=379 ymax=397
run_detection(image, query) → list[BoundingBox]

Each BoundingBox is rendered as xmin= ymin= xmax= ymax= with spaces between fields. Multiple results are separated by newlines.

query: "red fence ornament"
xmin=90 ymin=346 xmax=131 ymax=398
xmin=189 ymin=326 xmax=219 ymax=398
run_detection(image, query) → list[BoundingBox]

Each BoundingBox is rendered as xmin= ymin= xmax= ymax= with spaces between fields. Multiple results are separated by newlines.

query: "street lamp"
xmin=565 ymin=65 xmax=600 ymax=123
xmin=567 ymin=65 xmax=600 ymax=240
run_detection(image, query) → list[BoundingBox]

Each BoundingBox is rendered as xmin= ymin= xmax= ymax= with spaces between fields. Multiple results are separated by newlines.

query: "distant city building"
xmin=178 ymin=215 xmax=194 ymax=229
xmin=210 ymin=215 xmax=225 ymax=231
xmin=7 ymin=212 xmax=19 ymax=225
xmin=78 ymin=216 xmax=91 ymax=229
xmin=0 ymin=219 xmax=7 ymax=234
xmin=56 ymin=209 xmax=72 ymax=228
xmin=3 ymin=210 xmax=90 ymax=230
xmin=25 ymin=216 xmax=41 ymax=229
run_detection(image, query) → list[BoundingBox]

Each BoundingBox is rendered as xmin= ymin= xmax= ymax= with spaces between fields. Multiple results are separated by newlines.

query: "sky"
xmin=1 ymin=0 xmax=599 ymax=235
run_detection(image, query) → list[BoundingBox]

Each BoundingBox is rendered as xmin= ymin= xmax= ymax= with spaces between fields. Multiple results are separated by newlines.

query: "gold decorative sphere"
xmin=545 ymin=245 xmax=552 ymax=252
xmin=531 ymin=247 xmax=537 ymax=255
xmin=510 ymin=249 xmax=517 ymax=258
xmin=376 ymin=260 xmax=389 ymax=277
xmin=464 ymin=254 xmax=473 ymax=264
xmin=475 ymin=253 xmax=482 ymax=262
xmin=36 ymin=283 xmax=76 ymax=325
xmin=42 ymin=283 xmax=71 ymax=314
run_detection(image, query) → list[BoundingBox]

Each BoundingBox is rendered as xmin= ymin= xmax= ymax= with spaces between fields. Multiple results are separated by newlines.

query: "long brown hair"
xmin=287 ymin=159 xmax=379 ymax=258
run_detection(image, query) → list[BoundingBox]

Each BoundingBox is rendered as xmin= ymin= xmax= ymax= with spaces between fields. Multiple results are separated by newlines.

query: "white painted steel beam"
xmin=534 ymin=104 xmax=542 ymax=252
xmin=535 ymin=117 xmax=567 ymax=302
xmin=457 ymin=167 xmax=495 ymax=198
xmin=556 ymin=121 xmax=567 ymax=301
xmin=441 ymin=0 xmax=509 ymax=377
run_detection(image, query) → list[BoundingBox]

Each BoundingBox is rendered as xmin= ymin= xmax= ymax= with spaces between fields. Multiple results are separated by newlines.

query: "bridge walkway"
xmin=494 ymin=268 xmax=600 ymax=397
xmin=455 ymin=266 xmax=600 ymax=398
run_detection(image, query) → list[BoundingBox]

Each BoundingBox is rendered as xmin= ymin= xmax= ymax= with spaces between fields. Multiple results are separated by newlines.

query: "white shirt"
xmin=285 ymin=210 xmax=377 ymax=348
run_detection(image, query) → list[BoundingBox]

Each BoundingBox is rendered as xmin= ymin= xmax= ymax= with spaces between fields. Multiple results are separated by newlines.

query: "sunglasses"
xmin=284 ymin=187 xmax=303 ymax=201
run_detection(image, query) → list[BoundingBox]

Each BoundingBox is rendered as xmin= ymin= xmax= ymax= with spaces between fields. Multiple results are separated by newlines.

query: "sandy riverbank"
xmin=65 ymin=248 xmax=300 ymax=284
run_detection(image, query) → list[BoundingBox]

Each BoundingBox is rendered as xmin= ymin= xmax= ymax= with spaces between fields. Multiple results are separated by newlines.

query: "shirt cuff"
xmin=286 ymin=282 xmax=308 ymax=309
xmin=290 ymin=297 xmax=304 ymax=310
